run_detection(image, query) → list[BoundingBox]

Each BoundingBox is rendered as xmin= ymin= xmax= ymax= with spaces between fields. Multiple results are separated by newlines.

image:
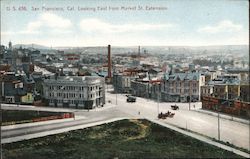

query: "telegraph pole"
xmin=217 ymin=105 xmax=220 ymax=140
xmin=115 ymin=70 xmax=117 ymax=105
xmin=115 ymin=77 xmax=117 ymax=105
xmin=0 ymin=98 xmax=2 ymax=159
xmin=157 ymin=92 xmax=159 ymax=115
xmin=189 ymin=81 xmax=191 ymax=110
xmin=157 ymin=85 xmax=160 ymax=116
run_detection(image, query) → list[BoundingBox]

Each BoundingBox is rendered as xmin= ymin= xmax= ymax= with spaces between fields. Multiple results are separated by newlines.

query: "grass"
xmin=2 ymin=119 xmax=243 ymax=159
xmin=1 ymin=110 xmax=68 ymax=125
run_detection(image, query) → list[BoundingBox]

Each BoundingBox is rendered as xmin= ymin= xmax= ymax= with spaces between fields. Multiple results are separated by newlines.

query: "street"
xmin=1 ymin=88 xmax=250 ymax=152
xmin=106 ymin=91 xmax=250 ymax=151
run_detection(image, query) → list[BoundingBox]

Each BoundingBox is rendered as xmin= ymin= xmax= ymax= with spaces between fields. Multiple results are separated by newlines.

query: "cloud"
xmin=79 ymin=18 xmax=174 ymax=33
xmin=27 ymin=21 xmax=43 ymax=32
xmin=1 ymin=30 xmax=39 ymax=35
xmin=39 ymin=13 xmax=72 ymax=29
xmin=198 ymin=20 xmax=243 ymax=33
xmin=1 ymin=13 xmax=73 ymax=35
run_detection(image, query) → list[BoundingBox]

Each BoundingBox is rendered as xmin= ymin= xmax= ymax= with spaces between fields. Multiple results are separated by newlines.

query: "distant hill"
xmin=13 ymin=44 xmax=50 ymax=50
xmin=12 ymin=44 xmax=248 ymax=56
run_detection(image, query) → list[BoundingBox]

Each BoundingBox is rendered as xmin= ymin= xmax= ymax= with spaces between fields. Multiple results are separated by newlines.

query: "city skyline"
xmin=1 ymin=0 xmax=249 ymax=47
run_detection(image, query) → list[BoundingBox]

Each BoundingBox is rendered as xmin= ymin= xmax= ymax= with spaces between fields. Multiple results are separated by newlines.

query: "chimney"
xmin=108 ymin=45 xmax=112 ymax=79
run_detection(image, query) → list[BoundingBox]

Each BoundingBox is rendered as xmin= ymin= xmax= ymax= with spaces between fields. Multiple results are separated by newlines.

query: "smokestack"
xmin=108 ymin=45 xmax=112 ymax=79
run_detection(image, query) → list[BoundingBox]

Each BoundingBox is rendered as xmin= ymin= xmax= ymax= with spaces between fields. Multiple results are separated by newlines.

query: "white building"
xmin=43 ymin=76 xmax=105 ymax=109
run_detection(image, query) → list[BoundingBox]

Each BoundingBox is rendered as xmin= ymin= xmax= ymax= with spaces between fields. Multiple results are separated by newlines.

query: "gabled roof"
xmin=164 ymin=72 xmax=201 ymax=81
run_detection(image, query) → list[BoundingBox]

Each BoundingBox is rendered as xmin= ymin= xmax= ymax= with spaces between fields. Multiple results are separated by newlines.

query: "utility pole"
xmin=217 ymin=105 xmax=220 ymax=140
xmin=157 ymin=92 xmax=159 ymax=116
xmin=157 ymin=85 xmax=160 ymax=116
xmin=0 ymin=97 xmax=2 ymax=159
xmin=189 ymin=81 xmax=191 ymax=111
xmin=112 ymin=68 xmax=118 ymax=105
xmin=115 ymin=71 xmax=117 ymax=105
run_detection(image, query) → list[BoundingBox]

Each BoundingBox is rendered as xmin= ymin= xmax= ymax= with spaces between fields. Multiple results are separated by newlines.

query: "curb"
xmin=147 ymin=118 xmax=250 ymax=158
xmin=2 ymin=117 xmax=128 ymax=144
xmin=194 ymin=109 xmax=250 ymax=125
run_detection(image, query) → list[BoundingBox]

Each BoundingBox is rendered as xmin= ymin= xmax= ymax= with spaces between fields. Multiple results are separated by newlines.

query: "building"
xmin=201 ymin=96 xmax=250 ymax=118
xmin=131 ymin=78 xmax=162 ymax=100
xmin=113 ymin=72 xmax=137 ymax=93
xmin=148 ymin=80 xmax=161 ymax=100
xmin=0 ymin=72 xmax=33 ymax=104
xmin=112 ymin=67 xmax=144 ymax=93
xmin=204 ymin=70 xmax=221 ymax=84
xmin=217 ymin=73 xmax=241 ymax=82
xmin=201 ymin=85 xmax=213 ymax=97
xmin=201 ymin=82 xmax=249 ymax=118
xmin=161 ymin=72 xmax=205 ymax=102
xmin=240 ymin=84 xmax=250 ymax=102
xmin=227 ymin=68 xmax=249 ymax=83
xmin=43 ymin=76 xmax=105 ymax=109
xmin=131 ymin=79 xmax=150 ymax=98
xmin=213 ymin=84 xmax=228 ymax=99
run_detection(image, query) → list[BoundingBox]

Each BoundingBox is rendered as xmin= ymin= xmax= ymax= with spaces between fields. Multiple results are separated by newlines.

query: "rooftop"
xmin=44 ymin=75 xmax=104 ymax=84
xmin=164 ymin=72 xmax=203 ymax=81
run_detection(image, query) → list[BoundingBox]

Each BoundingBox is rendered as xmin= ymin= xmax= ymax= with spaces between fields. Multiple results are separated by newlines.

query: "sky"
xmin=1 ymin=0 xmax=249 ymax=47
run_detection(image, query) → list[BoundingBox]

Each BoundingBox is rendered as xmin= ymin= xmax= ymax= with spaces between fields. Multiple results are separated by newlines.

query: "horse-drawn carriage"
xmin=158 ymin=111 xmax=175 ymax=119
xmin=171 ymin=104 xmax=179 ymax=110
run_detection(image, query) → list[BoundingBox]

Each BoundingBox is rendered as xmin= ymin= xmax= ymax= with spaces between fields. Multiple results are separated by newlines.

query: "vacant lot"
xmin=2 ymin=119 xmax=242 ymax=159
xmin=1 ymin=109 xmax=68 ymax=125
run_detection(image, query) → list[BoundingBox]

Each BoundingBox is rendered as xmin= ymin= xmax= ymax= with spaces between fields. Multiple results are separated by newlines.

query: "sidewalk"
xmin=147 ymin=118 xmax=250 ymax=158
xmin=1 ymin=116 xmax=86 ymax=131
xmin=194 ymin=109 xmax=250 ymax=125
xmin=2 ymin=103 xmax=116 ymax=113
xmin=2 ymin=117 xmax=127 ymax=144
